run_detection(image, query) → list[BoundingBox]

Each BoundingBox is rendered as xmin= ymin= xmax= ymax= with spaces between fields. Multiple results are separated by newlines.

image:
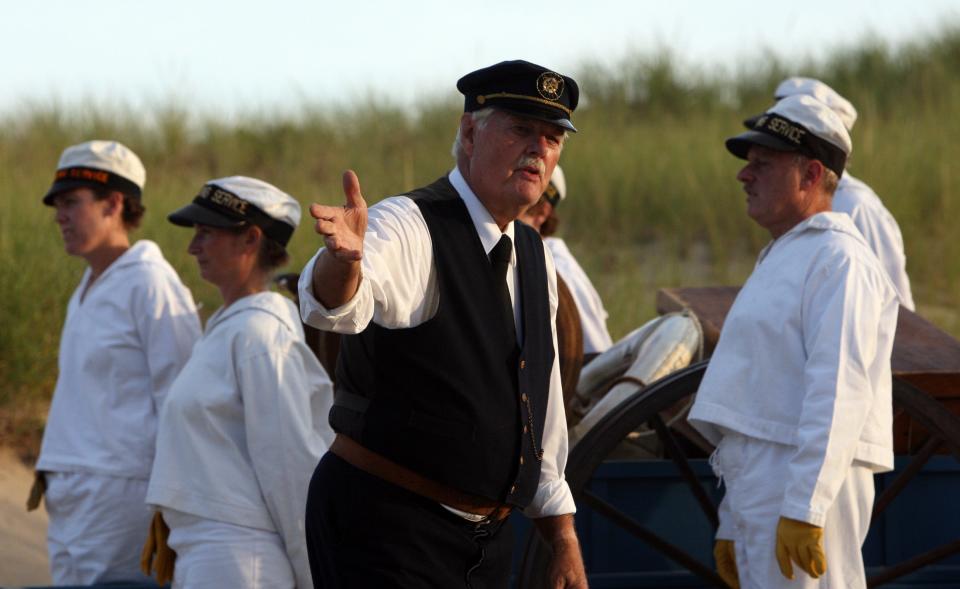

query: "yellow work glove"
xmin=775 ymin=516 xmax=826 ymax=580
xmin=26 ymin=470 xmax=46 ymax=511
xmin=140 ymin=511 xmax=176 ymax=585
xmin=713 ymin=539 xmax=740 ymax=588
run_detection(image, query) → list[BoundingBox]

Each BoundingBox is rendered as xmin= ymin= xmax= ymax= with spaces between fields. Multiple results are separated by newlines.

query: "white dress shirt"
xmin=37 ymin=240 xmax=201 ymax=479
xmin=834 ymin=172 xmax=914 ymax=310
xmin=298 ymin=167 xmax=575 ymax=519
xmin=147 ymin=292 xmax=334 ymax=589
xmin=689 ymin=212 xmax=898 ymax=526
xmin=545 ymin=237 xmax=613 ymax=354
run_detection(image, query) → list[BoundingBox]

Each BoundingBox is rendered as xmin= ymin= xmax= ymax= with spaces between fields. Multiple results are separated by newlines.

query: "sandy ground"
xmin=0 ymin=448 xmax=51 ymax=587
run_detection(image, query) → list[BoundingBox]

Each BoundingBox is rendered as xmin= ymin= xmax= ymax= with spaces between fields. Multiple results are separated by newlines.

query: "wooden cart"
xmin=517 ymin=287 xmax=960 ymax=589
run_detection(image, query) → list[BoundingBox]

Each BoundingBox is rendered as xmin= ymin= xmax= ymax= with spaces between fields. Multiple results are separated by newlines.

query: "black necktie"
xmin=489 ymin=234 xmax=518 ymax=347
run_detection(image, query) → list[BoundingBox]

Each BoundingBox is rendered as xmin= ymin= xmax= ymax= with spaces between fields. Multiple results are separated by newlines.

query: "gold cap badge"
xmin=537 ymin=72 xmax=564 ymax=101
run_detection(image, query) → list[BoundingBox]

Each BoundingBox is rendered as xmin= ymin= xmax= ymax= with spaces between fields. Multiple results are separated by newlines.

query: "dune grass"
xmin=1 ymin=28 xmax=959 ymax=447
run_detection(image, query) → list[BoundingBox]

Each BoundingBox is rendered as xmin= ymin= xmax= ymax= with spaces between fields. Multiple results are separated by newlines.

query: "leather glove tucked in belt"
xmin=141 ymin=511 xmax=176 ymax=585
xmin=775 ymin=516 xmax=826 ymax=580
xmin=26 ymin=470 xmax=46 ymax=512
xmin=713 ymin=539 xmax=740 ymax=588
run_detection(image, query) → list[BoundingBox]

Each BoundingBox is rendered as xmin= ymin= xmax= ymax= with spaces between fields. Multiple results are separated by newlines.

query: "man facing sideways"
xmin=518 ymin=164 xmax=614 ymax=361
xmin=299 ymin=60 xmax=588 ymax=588
xmin=769 ymin=76 xmax=914 ymax=310
xmin=688 ymin=96 xmax=898 ymax=588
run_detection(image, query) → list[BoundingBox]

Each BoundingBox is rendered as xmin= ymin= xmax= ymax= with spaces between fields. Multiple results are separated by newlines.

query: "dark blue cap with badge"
xmin=457 ymin=60 xmax=579 ymax=132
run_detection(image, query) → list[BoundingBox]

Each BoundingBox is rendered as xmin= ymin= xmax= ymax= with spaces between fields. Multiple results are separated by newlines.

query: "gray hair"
xmin=450 ymin=108 xmax=569 ymax=160
xmin=451 ymin=107 xmax=495 ymax=159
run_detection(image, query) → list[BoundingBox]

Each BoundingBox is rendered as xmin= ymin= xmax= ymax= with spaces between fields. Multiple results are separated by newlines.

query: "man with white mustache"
xmin=299 ymin=60 xmax=588 ymax=588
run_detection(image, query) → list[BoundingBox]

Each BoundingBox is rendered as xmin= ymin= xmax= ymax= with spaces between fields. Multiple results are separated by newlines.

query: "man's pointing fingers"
xmin=342 ymin=169 xmax=366 ymax=209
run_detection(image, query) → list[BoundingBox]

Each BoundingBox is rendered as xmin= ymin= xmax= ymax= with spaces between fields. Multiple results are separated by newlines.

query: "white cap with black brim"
xmin=542 ymin=164 xmax=566 ymax=208
xmin=774 ymin=77 xmax=858 ymax=132
xmin=726 ymin=95 xmax=852 ymax=178
xmin=168 ymin=176 xmax=301 ymax=247
xmin=43 ymin=140 xmax=146 ymax=205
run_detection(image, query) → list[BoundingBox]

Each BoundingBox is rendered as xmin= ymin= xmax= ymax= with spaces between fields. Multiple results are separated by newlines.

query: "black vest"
xmin=331 ymin=176 xmax=555 ymax=508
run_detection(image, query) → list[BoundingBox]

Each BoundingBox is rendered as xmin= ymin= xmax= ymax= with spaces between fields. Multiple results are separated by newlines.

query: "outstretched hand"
xmin=310 ymin=170 xmax=368 ymax=263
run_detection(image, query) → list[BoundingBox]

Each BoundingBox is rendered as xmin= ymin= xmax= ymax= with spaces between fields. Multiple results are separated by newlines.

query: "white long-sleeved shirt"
xmin=834 ymin=172 xmax=914 ymax=310
xmin=545 ymin=237 xmax=613 ymax=355
xmin=297 ymin=167 xmax=576 ymax=519
xmin=37 ymin=240 xmax=201 ymax=479
xmin=147 ymin=291 xmax=334 ymax=589
xmin=689 ymin=212 xmax=899 ymax=527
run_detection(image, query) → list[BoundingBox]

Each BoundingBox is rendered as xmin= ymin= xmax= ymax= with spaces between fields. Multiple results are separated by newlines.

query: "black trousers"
xmin=305 ymin=452 xmax=514 ymax=589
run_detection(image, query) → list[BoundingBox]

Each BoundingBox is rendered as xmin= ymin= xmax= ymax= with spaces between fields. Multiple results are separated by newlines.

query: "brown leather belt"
xmin=330 ymin=434 xmax=513 ymax=522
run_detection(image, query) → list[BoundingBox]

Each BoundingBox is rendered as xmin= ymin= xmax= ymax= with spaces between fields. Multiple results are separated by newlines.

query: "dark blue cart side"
xmin=511 ymin=456 xmax=960 ymax=588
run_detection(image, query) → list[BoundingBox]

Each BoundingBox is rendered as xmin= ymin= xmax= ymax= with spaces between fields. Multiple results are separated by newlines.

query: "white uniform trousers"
xmin=716 ymin=433 xmax=875 ymax=589
xmin=163 ymin=509 xmax=296 ymax=589
xmin=45 ymin=471 xmax=156 ymax=585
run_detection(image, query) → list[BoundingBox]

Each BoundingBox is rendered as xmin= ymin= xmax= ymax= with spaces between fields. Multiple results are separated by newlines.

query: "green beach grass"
xmin=2 ymin=29 xmax=959 ymax=452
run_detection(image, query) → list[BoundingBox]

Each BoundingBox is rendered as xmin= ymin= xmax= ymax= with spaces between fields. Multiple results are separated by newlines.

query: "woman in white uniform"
xmin=144 ymin=176 xmax=335 ymax=589
xmin=33 ymin=140 xmax=201 ymax=586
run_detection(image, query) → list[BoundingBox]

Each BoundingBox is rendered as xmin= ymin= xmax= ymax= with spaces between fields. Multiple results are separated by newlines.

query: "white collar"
xmin=757 ymin=211 xmax=866 ymax=264
xmin=205 ymin=291 xmax=295 ymax=333
xmin=449 ymin=166 xmax=515 ymax=257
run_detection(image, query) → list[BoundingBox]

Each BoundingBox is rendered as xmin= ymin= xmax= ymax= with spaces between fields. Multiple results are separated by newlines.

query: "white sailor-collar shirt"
xmin=36 ymin=240 xmax=201 ymax=479
xmin=689 ymin=212 xmax=899 ymax=525
xmin=834 ymin=172 xmax=914 ymax=310
xmin=147 ymin=291 xmax=333 ymax=589
xmin=545 ymin=237 xmax=613 ymax=355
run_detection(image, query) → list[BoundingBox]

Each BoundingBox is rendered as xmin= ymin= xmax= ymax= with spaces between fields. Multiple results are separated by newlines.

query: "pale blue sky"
xmin=2 ymin=0 xmax=958 ymax=118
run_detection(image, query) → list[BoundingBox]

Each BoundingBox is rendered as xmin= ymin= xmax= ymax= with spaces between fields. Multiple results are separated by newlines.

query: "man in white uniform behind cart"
xmin=518 ymin=164 xmax=614 ymax=358
xmin=688 ymin=95 xmax=899 ymax=588
xmin=768 ymin=77 xmax=914 ymax=310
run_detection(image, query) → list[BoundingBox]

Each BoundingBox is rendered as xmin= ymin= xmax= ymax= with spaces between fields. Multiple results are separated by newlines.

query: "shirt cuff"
xmin=779 ymin=499 xmax=828 ymax=528
xmin=297 ymin=249 xmax=371 ymax=334
xmin=522 ymin=478 xmax=576 ymax=519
